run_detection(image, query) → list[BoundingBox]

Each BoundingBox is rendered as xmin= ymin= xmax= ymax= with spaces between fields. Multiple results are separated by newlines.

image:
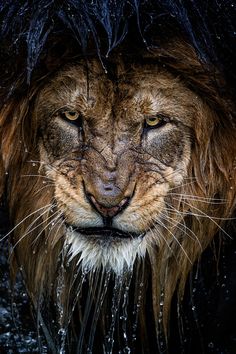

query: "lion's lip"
xmin=66 ymin=224 xmax=143 ymax=239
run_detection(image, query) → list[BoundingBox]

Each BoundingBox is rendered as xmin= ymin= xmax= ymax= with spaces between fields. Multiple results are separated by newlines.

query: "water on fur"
xmin=53 ymin=249 xmax=142 ymax=354
xmin=0 ymin=239 xmax=46 ymax=353
xmin=78 ymin=269 xmax=135 ymax=353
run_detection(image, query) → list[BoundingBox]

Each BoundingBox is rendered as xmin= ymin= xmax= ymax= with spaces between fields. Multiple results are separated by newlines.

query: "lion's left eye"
xmin=145 ymin=116 xmax=166 ymax=128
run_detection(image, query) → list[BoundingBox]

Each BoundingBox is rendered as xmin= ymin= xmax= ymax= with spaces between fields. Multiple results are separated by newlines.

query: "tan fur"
xmin=1 ymin=41 xmax=236 ymax=351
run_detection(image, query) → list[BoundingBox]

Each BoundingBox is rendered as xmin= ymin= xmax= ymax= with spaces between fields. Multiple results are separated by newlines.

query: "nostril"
xmin=89 ymin=195 xmax=130 ymax=218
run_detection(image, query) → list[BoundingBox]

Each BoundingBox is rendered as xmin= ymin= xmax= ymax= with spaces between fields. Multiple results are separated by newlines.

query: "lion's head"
xmin=1 ymin=33 xmax=236 ymax=354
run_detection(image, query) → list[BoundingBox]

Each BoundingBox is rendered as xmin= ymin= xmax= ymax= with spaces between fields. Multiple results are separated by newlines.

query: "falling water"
xmin=67 ymin=259 xmax=146 ymax=353
xmin=56 ymin=240 xmax=70 ymax=354
xmin=87 ymin=269 xmax=111 ymax=352
xmin=120 ymin=285 xmax=131 ymax=354
xmin=104 ymin=274 xmax=124 ymax=354
xmin=103 ymin=268 xmax=136 ymax=354
xmin=76 ymin=271 xmax=100 ymax=353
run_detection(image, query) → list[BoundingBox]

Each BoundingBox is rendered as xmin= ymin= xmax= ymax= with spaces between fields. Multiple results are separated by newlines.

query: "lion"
xmin=0 ymin=3 xmax=236 ymax=350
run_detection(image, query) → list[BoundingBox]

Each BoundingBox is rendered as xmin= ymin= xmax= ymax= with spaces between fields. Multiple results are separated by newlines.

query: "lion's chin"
xmin=65 ymin=225 xmax=147 ymax=275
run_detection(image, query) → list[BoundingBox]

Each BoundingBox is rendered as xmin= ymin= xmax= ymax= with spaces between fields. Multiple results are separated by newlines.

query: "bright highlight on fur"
xmin=67 ymin=228 xmax=146 ymax=274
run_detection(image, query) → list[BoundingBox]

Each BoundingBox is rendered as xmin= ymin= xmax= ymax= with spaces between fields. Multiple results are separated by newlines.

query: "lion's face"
xmin=35 ymin=59 xmax=196 ymax=273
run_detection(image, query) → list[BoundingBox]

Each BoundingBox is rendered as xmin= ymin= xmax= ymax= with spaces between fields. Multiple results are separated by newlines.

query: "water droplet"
xmin=58 ymin=328 xmax=66 ymax=336
xmin=208 ymin=342 xmax=214 ymax=348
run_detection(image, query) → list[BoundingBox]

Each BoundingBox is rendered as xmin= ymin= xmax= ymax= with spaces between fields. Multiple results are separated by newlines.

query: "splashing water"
xmin=87 ymin=269 xmax=111 ymax=351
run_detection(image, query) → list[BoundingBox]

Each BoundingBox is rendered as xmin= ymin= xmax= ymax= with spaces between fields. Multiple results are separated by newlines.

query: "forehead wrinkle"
xmin=132 ymin=81 xmax=198 ymax=123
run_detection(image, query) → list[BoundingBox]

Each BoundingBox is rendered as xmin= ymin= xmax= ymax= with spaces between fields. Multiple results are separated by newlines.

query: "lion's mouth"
xmin=66 ymin=224 xmax=143 ymax=239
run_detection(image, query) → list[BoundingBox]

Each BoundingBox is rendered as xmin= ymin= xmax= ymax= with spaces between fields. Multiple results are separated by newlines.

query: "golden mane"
xmin=1 ymin=41 xmax=236 ymax=353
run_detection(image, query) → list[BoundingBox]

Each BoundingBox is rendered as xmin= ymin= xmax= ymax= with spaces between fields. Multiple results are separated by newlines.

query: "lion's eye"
xmin=60 ymin=110 xmax=82 ymax=128
xmin=145 ymin=116 xmax=165 ymax=128
xmin=64 ymin=111 xmax=80 ymax=121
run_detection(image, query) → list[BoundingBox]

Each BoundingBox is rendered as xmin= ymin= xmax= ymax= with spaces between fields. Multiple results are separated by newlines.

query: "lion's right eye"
xmin=144 ymin=115 xmax=169 ymax=129
xmin=64 ymin=111 xmax=80 ymax=121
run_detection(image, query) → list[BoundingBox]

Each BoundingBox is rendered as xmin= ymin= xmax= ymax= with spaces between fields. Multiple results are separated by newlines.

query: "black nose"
xmin=88 ymin=195 xmax=130 ymax=218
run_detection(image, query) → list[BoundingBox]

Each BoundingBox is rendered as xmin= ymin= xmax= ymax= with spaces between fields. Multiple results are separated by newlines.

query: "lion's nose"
xmin=89 ymin=194 xmax=130 ymax=218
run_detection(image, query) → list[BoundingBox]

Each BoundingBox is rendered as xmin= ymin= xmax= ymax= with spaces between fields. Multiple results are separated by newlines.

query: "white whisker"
xmin=0 ymin=203 xmax=53 ymax=242
xmin=10 ymin=210 xmax=61 ymax=253
xmin=156 ymin=218 xmax=192 ymax=263
xmin=173 ymin=198 xmax=233 ymax=240
xmin=21 ymin=174 xmax=53 ymax=180
xmin=33 ymin=211 xmax=63 ymax=245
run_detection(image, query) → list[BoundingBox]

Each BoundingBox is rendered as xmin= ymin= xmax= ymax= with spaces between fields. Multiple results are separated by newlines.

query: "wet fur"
xmin=1 ymin=41 xmax=236 ymax=353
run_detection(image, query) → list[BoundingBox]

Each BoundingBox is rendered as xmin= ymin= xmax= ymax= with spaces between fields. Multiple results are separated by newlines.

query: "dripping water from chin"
xmin=76 ymin=269 xmax=101 ymax=353
xmin=104 ymin=273 xmax=126 ymax=354
xmin=104 ymin=268 xmax=135 ymax=354
xmin=75 ymin=267 xmax=135 ymax=354
xmin=48 ymin=245 xmax=147 ymax=354
xmin=75 ymin=263 xmax=145 ymax=353
xmin=86 ymin=269 xmax=111 ymax=352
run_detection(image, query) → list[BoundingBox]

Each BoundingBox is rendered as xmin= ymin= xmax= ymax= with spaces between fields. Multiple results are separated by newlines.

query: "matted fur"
xmin=0 ymin=36 xmax=236 ymax=352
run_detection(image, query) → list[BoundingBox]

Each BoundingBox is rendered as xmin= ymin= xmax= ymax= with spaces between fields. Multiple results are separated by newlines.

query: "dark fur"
xmin=0 ymin=0 xmax=235 ymax=98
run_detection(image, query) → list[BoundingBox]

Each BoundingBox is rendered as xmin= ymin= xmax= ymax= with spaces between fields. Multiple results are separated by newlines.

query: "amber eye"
xmin=59 ymin=110 xmax=83 ymax=128
xmin=145 ymin=116 xmax=165 ymax=128
xmin=63 ymin=111 xmax=80 ymax=121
